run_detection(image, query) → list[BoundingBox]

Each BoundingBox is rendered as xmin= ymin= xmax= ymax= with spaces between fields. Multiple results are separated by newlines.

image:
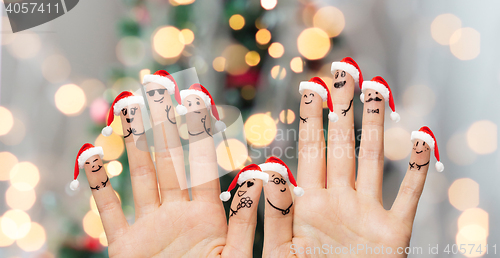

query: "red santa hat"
xmin=360 ymin=76 xmax=400 ymax=122
xmin=258 ymin=156 xmax=304 ymax=197
xmin=101 ymin=91 xmax=145 ymax=136
xmin=142 ymin=70 xmax=184 ymax=113
xmin=177 ymin=83 xmax=227 ymax=132
xmin=71 ymin=143 xmax=104 ymax=190
xmin=220 ymin=164 xmax=269 ymax=202
xmin=298 ymin=77 xmax=338 ymax=122
xmin=330 ymin=57 xmax=363 ymax=86
xmin=411 ymin=126 xmax=444 ymax=172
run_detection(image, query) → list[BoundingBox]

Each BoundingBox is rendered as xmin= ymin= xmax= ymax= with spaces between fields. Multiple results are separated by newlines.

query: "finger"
xmin=83 ymin=154 xmax=128 ymax=243
xmin=297 ymin=86 xmax=326 ymax=189
xmin=262 ymin=171 xmax=293 ymax=257
xmin=184 ymin=95 xmax=220 ymax=203
xmin=120 ymin=104 xmax=160 ymax=218
xmin=145 ymin=83 xmax=189 ymax=202
xmin=224 ymin=179 xmax=264 ymax=257
xmin=327 ymin=69 xmax=356 ymax=189
xmin=391 ymin=139 xmax=432 ymax=223
xmin=356 ymin=88 xmax=385 ymax=202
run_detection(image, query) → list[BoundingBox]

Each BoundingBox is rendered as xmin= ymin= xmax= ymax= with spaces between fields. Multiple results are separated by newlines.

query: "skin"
xmin=184 ymin=94 xmax=212 ymax=138
xmin=85 ymin=90 xmax=259 ymax=257
xmin=262 ymin=73 xmax=434 ymax=257
xmin=83 ymin=154 xmax=107 ymax=190
xmin=144 ymin=82 xmax=188 ymax=195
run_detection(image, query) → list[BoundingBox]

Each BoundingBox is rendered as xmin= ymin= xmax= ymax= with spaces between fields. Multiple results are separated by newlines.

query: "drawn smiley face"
xmin=413 ymin=140 xmax=430 ymax=155
xmin=145 ymin=83 xmax=167 ymax=104
xmin=301 ymin=89 xmax=322 ymax=106
xmin=333 ymin=70 xmax=347 ymax=88
xmin=365 ymin=89 xmax=384 ymax=103
xmin=269 ymin=172 xmax=288 ymax=193
xmin=121 ymin=105 xmax=139 ymax=124
xmin=84 ymin=155 xmax=104 ymax=173
xmin=236 ymin=179 xmax=261 ymax=197
xmin=184 ymin=94 xmax=211 ymax=137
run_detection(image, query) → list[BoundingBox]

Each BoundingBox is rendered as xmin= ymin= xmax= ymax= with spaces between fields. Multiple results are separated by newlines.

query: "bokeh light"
xmin=268 ymin=42 xmax=284 ymax=58
xmin=271 ymin=65 xmax=286 ymax=80
xmin=6 ymin=187 xmax=36 ymax=211
xmin=457 ymin=208 xmax=489 ymax=257
xmin=402 ymin=85 xmax=436 ymax=117
xmin=256 ymin=29 xmax=271 ymax=45
xmin=450 ymin=27 xmax=480 ymax=60
xmin=110 ymin=115 xmax=124 ymax=136
xmin=0 ymin=117 xmax=26 ymax=146
xmin=312 ymin=6 xmax=345 ymax=37
xmin=1 ymin=210 xmax=31 ymax=240
xmin=95 ymin=133 xmax=125 ymax=161
xmin=171 ymin=0 xmax=195 ymax=5
xmin=0 ymin=221 xmax=14 ymax=247
xmin=261 ymin=0 xmax=277 ymax=10
xmin=82 ymin=211 xmax=104 ymax=238
xmin=245 ymin=51 xmax=260 ymax=66
xmin=455 ymin=232 xmax=486 ymax=257
xmin=0 ymin=152 xmax=18 ymax=181
xmin=1 ymin=17 xmax=16 ymax=46
xmin=55 ymin=84 xmax=87 ymax=116
xmin=448 ymin=178 xmax=479 ymax=211
xmin=241 ymin=85 xmax=256 ymax=100
xmin=7 ymin=32 xmax=41 ymax=59
xmin=153 ymin=26 xmax=185 ymax=59
xmin=178 ymin=123 xmax=189 ymax=140
xmin=180 ymin=29 xmax=195 ymax=45
xmin=222 ymin=44 xmax=249 ymax=76
xmin=216 ymin=139 xmax=248 ymax=171
xmin=41 ymin=54 xmax=71 ymax=83
xmin=0 ymin=106 xmax=14 ymax=136
xmin=116 ymin=36 xmax=145 ymax=66
xmin=80 ymin=79 xmax=106 ymax=103
xmin=447 ymin=132 xmax=477 ymax=166
xmin=430 ymin=14 xmax=462 ymax=45
xmin=244 ymin=113 xmax=277 ymax=147
xmin=106 ymin=160 xmax=123 ymax=177
xmin=10 ymin=162 xmax=40 ymax=191
xmin=213 ymin=56 xmax=226 ymax=72
xmin=99 ymin=232 xmax=108 ymax=247
xmin=16 ymin=222 xmax=45 ymax=252
xmin=297 ymin=28 xmax=331 ymax=60
xmin=466 ymin=120 xmax=497 ymax=154
xmin=384 ymin=127 xmax=412 ymax=160
xmin=279 ymin=109 xmax=295 ymax=124
xmin=140 ymin=69 xmax=151 ymax=82
xmin=290 ymin=57 xmax=303 ymax=73
xmin=229 ymin=14 xmax=245 ymax=30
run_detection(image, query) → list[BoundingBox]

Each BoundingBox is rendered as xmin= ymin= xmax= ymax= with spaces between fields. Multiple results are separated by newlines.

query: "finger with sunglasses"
xmin=143 ymin=70 xmax=189 ymax=202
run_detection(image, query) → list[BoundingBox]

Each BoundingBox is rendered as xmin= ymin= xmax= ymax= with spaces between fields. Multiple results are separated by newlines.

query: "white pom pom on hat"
xmin=219 ymin=191 xmax=231 ymax=202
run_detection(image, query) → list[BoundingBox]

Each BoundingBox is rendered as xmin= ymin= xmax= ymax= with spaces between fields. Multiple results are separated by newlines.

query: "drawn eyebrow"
xmin=187 ymin=100 xmax=191 ymax=103
xmin=85 ymin=162 xmax=90 ymax=164
xmin=93 ymin=158 xmax=98 ymax=162
xmin=196 ymin=97 xmax=200 ymax=100
xmin=416 ymin=142 xmax=419 ymax=146
xmin=271 ymin=174 xmax=275 ymax=177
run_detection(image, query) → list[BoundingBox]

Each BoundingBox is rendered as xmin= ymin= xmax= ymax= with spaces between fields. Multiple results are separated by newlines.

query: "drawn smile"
xmin=334 ymin=81 xmax=346 ymax=88
xmin=92 ymin=165 xmax=102 ymax=172
xmin=194 ymin=111 xmax=201 ymax=114
xmin=416 ymin=150 xmax=423 ymax=154
xmin=280 ymin=188 xmax=287 ymax=192
xmin=188 ymin=131 xmax=204 ymax=136
xmin=305 ymin=100 xmax=313 ymax=104
xmin=126 ymin=118 xmax=134 ymax=123
xmin=154 ymin=97 xmax=164 ymax=103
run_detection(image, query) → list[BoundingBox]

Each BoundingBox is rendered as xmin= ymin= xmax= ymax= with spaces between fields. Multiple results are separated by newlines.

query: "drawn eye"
xmin=416 ymin=142 xmax=419 ymax=147
xmin=341 ymin=71 xmax=346 ymax=77
xmin=130 ymin=108 xmax=137 ymax=116
xmin=368 ymin=93 xmax=371 ymax=96
xmin=196 ymin=101 xmax=200 ymax=105
xmin=423 ymin=142 xmax=426 ymax=146
xmin=85 ymin=162 xmax=90 ymax=164
xmin=303 ymin=94 xmax=307 ymax=98
xmin=376 ymin=92 xmax=379 ymax=94
xmin=122 ymin=108 xmax=127 ymax=116
xmin=335 ymin=71 xmax=339 ymax=79
xmin=272 ymin=178 xmax=281 ymax=185
xmin=309 ymin=93 xmax=314 ymax=97
xmin=189 ymin=103 xmax=192 ymax=107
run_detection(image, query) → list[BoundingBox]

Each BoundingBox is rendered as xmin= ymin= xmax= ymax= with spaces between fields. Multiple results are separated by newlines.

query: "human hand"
xmin=261 ymin=63 xmax=437 ymax=257
xmin=76 ymin=79 xmax=260 ymax=258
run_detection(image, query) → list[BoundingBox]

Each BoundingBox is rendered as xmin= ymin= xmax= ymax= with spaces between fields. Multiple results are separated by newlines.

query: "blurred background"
xmin=0 ymin=0 xmax=498 ymax=257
